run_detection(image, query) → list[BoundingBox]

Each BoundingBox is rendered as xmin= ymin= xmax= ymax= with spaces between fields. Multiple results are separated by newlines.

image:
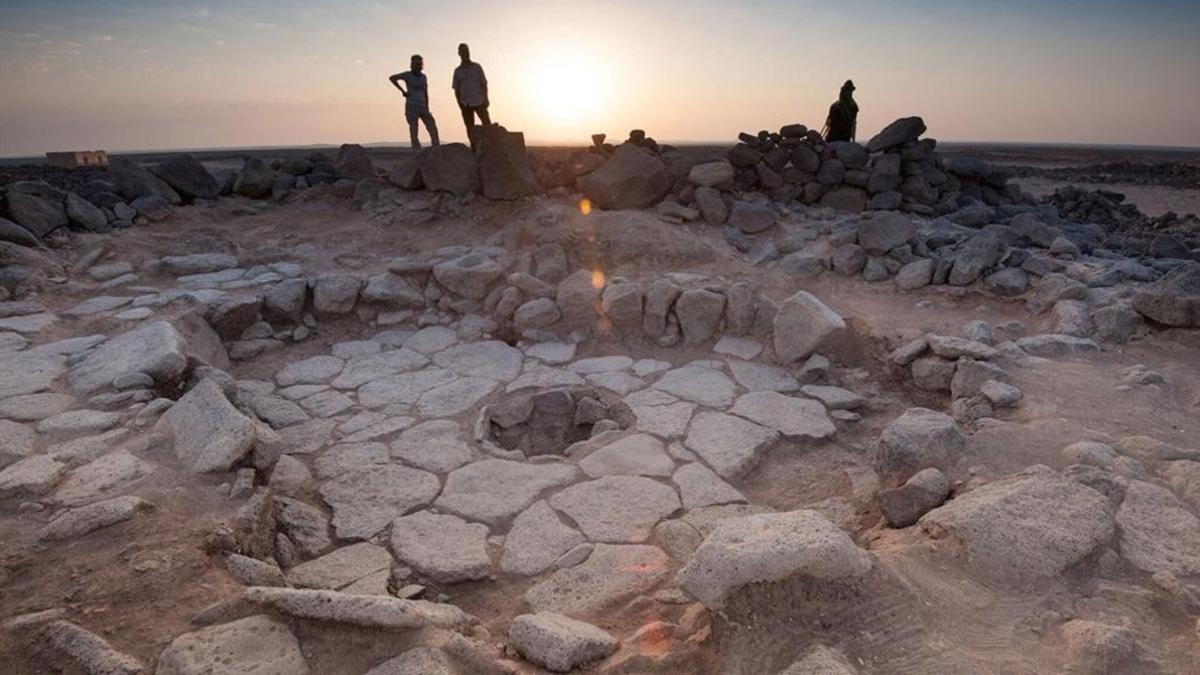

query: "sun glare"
xmin=526 ymin=46 xmax=610 ymax=126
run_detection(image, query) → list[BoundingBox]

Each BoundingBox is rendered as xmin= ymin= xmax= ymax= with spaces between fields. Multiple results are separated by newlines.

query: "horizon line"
xmin=2 ymin=138 xmax=1199 ymax=162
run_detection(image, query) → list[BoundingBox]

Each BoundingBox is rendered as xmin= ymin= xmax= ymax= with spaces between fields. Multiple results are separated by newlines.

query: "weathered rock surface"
xmin=684 ymin=411 xmax=779 ymax=479
xmin=501 ymin=500 xmax=586 ymax=576
xmin=579 ymin=144 xmax=672 ymax=210
xmin=919 ymin=467 xmax=1114 ymax=583
xmin=1115 ymin=480 xmax=1200 ymax=576
xmin=156 ymin=615 xmax=308 ymax=675
xmin=729 ymin=391 xmax=836 ymax=440
xmin=523 ymin=544 xmax=670 ymax=617
xmin=391 ymin=510 xmax=492 ymax=582
xmin=773 ymin=291 xmax=845 ymax=363
xmin=68 ymin=321 xmax=188 ymax=394
xmin=318 ymin=464 xmax=440 ymax=539
xmin=677 ymin=510 xmax=872 ymax=609
xmin=509 ymin=612 xmax=618 ymax=673
xmin=158 ymin=379 xmax=257 ymax=473
xmin=549 ymin=476 xmax=681 ymax=543
xmin=435 ymin=459 xmax=579 ymax=526
xmin=874 ymin=408 xmax=965 ymax=475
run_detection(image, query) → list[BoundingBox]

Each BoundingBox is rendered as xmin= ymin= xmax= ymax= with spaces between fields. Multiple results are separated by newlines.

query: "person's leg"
xmin=477 ymin=105 xmax=491 ymax=126
xmin=460 ymin=106 xmax=476 ymax=145
xmin=405 ymin=109 xmax=421 ymax=149
xmin=421 ymin=109 xmax=439 ymax=146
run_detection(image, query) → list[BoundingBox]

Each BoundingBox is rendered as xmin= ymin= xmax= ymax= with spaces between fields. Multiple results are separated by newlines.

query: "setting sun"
xmin=525 ymin=45 xmax=611 ymax=128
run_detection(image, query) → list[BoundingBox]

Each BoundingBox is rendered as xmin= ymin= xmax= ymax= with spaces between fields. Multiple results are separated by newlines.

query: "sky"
xmin=1 ymin=0 xmax=1198 ymax=157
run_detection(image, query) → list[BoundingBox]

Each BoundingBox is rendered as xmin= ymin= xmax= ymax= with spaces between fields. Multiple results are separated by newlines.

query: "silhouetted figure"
xmin=389 ymin=55 xmax=439 ymax=149
xmin=823 ymin=80 xmax=858 ymax=143
xmin=453 ymin=43 xmax=490 ymax=147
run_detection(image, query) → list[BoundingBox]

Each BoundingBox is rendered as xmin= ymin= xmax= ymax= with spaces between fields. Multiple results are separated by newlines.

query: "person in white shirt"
xmin=388 ymin=54 xmax=439 ymax=149
xmin=452 ymin=43 xmax=490 ymax=147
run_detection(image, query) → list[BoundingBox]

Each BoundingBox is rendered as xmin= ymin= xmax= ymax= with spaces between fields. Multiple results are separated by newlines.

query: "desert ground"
xmin=1 ymin=125 xmax=1198 ymax=674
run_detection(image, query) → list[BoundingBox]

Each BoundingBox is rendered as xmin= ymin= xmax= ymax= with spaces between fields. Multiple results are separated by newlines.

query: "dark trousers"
xmin=460 ymin=105 xmax=491 ymax=147
xmin=405 ymin=106 xmax=439 ymax=149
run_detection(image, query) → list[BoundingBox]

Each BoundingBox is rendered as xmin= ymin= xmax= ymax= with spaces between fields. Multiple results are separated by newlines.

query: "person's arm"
xmin=388 ymin=72 xmax=408 ymax=97
xmin=479 ymin=64 xmax=488 ymax=105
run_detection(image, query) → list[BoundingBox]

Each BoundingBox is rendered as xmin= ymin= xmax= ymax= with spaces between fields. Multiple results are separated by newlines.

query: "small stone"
xmin=509 ymin=612 xmax=618 ymax=673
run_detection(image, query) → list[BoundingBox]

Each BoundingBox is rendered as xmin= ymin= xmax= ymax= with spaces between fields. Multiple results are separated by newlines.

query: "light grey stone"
xmin=435 ymin=459 xmax=579 ymax=526
xmin=730 ymin=391 xmax=836 ymax=440
xmin=318 ymin=464 xmax=440 ymax=539
xmin=874 ymin=407 xmax=965 ymax=475
xmin=1116 ymin=480 xmax=1200 ymax=577
xmin=68 ymin=321 xmax=187 ymax=394
xmin=652 ymin=365 xmax=736 ymax=408
xmin=389 ymin=419 xmax=473 ymax=473
xmin=501 ymin=500 xmax=586 ymax=577
xmin=672 ymin=462 xmax=745 ymax=510
xmin=509 ymin=612 xmax=618 ymax=673
xmin=523 ymin=544 xmax=670 ymax=617
xmin=287 ymin=542 xmax=394 ymax=590
xmin=728 ymin=359 xmax=800 ymax=392
xmin=158 ymin=379 xmax=256 ymax=473
xmin=390 ymin=510 xmax=492 ymax=583
xmin=0 ymin=454 xmax=65 ymax=497
xmin=155 ymin=614 xmax=307 ymax=675
xmin=773 ymin=291 xmax=846 ymax=363
xmin=579 ymin=433 xmax=674 ymax=478
xmin=684 ymin=411 xmax=779 ymax=480
xmin=52 ymin=449 xmax=153 ymax=506
xmin=676 ymin=509 xmax=872 ymax=609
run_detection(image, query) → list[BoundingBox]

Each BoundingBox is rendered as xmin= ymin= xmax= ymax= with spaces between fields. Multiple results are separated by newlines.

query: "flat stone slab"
xmin=68 ymin=321 xmax=188 ymax=395
xmin=52 ymin=450 xmax=153 ymax=506
xmin=313 ymin=443 xmax=390 ymax=480
xmin=62 ymin=295 xmax=133 ymax=317
xmin=330 ymin=349 xmax=428 ymax=389
xmin=39 ymin=495 xmax=153 ymax=541
xmin=509 ymin=612 xmax=618 ymax=673
xmin=629 ymin=397 xmax=696 ymax=439
xmin=523 ymin=544 xmax=670 ymax=618
xmin=500 ymin=500 xmax=586 ymax=577
xmin=1 ymin=351 xmax=67 ymax=399
xmin=415 ymin=376 xmax=497 ymax=417
xmin=676 ymin=509 xmax=872 ymax=610
xmin=684 ymin=411 xmax=779 ymax=480
xmin=507 ymin=366 xmax=586 ymax=392
xmin=525 ymin=342 xmax=576 ymax=364
xmin=340 ymin=416 xmax=415 ymax=444
xmin=390 ymin=510 xmax=492 ymax=583
xmin=156 ymin=614 xmax=307 ymax=675
xmin=287 ymin=542 xmax=394 ymax=591
xmin=652 ymin=365 xmax=736 ymax=408
xmin=299 ymin=390 xmax=355 ymax=418
xmin=30 ymin=335 xmax=106 ymax=355
xmin=548 ymin=476 xmax=681 ymax=543
xmin=730 ymin=391 xmax=836 ymax=440
xmin=435 ymin=459 xmax=580 ymax=526
xmin=800 ymin=385 xmax=865 ymax=410
xmin=585 ymin=371 xmax=645 ymax=396
xmin=712 ymin=336 xmax=763 ymax=360
xmin=0 ymin=312 xmax=58 ymax=333
xmin=389 ymin=420 xmax=473 ymax=473
xmin=276 ymin=355 xmax=345 ymax=387
xmin=402 ymin=326 xmax=458 ymax=355
xmin=0 ymin=454 xmax=66 ymax=497
xmin=357 ymin=368 xmax=458 ymax=409
xmin=0 ymin=393 xmax=76 ymax=421
xmin=579 ymin=434 xmax=674 ymax=478
xmin=319 ymin=464 xmax=440 ymax=539
xmin=364 ymin=647 xmax=455 ymax=675
xmin=672 ymin=462 xmax=746 ymax=510
xmin=432 ymin=341 xmax=523 ymax=382
xmin=35 ymin=409 xmax=122 ymax=435
xmin=241 ymin=587 xmax=474 ymax=631
xmin=568 ymin=356 xmax=634 ymax=375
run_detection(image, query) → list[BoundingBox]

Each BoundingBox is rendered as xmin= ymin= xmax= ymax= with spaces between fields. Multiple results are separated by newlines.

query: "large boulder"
xmin=1115 ymin=480 xmax=1200 ymax=576
xmin=476 ymin=125 xmax=540 ymax=200
xmin=688 ymin=160 xmax=735 ymax=188
xmin=772 ymin=291 xmax=846 ymax=363
xmin=110 ymin=158 xmax=182 ymax=204
xmin=948 ymin=231 xmax=1006 ymax=286
xmin=579 ymin=144 xmax=672 ymax=210
xmin=1131 ymin=261 xmax=1200 ymax=327
xmin=158 ymin=378 xmax=257 ymax=473
xmin=154 ymin=154 xmax=220 ymax=201
xmin=334 ymin=143 xmax=377 ymax=180
xmin=919 ymin=466 xmax=1114 ymax=583
xmin=874 ymin=407 xmax=964 ymax=475
xmin=234 ymin=158 xmax=276 ymax=199
xmin=857 ymin=211 xmax=916 ymax=255
xmin=419 ymin=144 xmax=481 ymax=196
xmin=819 ymin=186 xmax=868 ymax=212
xmin=65 ymin=192 xmax=108 ymax=231
xmin=865 ymin=117 xmax=927 ymax=153
xmin=4 ymin=183 xmax=67 ymax=237
xmin=728 ymin=201 xmax=777 ymax=234
xmin=676 ymin=510 xmax=872 ymax=609
xmin=0 ymin=215 xmax=40 ymax=246
xmin=67 ymin=321 xmax=189 ymax=394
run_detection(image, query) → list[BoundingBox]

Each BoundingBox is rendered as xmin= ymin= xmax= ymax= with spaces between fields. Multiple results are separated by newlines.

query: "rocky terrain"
xmin=1 ymin=119 xmax=1199 ymax=674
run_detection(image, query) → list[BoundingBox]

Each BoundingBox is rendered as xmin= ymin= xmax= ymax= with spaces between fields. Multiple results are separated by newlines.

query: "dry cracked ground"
xmin=1 ymin=146 xmax=1200 ymax=675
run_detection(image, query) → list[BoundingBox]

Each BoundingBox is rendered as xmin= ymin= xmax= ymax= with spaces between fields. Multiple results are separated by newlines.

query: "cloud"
xmin=91 ymin=35 xmax=114 ymax=42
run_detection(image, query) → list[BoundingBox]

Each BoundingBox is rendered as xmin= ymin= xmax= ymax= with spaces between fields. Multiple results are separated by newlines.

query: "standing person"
xmin=388 ymin=55 xmax=439 ymax=149
xmin=823 ymin=80 xmax=859 ymax=143
xmin=452 ymin=43 xmax=490 ymax=147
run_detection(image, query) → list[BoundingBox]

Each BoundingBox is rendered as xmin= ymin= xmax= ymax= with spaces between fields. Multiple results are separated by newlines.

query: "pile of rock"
xmin=666 ymin=116 xmax=1028 ymax=222
xmin=891 ymin=333 xmax=1023 ymax=424
xmin=386 ymin=125 xmax=541 ymax=201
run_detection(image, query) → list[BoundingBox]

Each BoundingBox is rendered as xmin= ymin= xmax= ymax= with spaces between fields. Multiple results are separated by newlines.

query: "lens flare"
xmin=579 ymin=198 xmax=592 ymax=215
